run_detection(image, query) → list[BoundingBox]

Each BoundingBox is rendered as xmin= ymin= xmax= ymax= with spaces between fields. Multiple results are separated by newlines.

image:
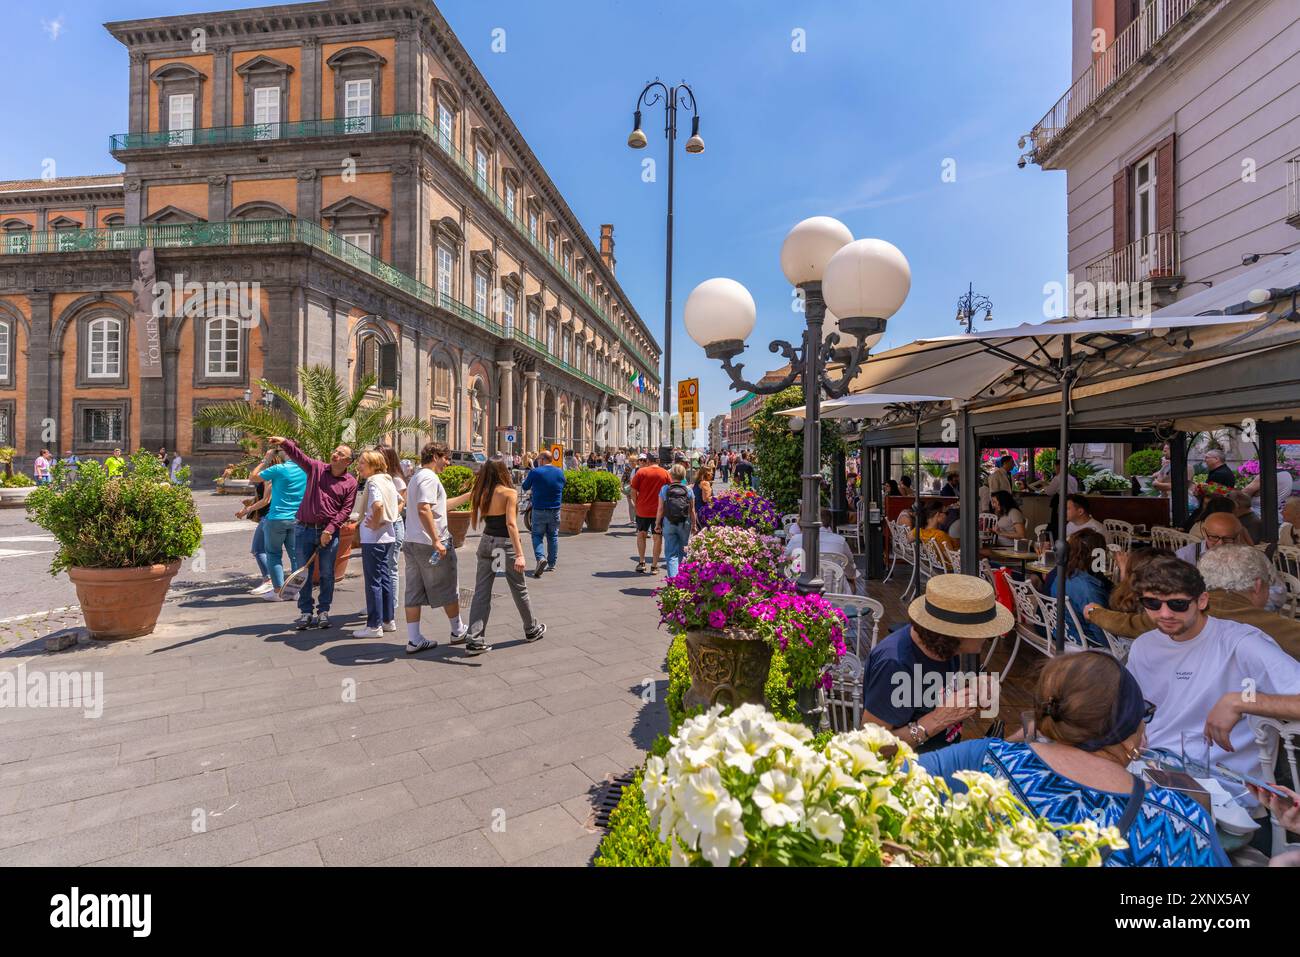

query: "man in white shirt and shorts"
xmin=402 ymin=442 xmax=469 ymax=653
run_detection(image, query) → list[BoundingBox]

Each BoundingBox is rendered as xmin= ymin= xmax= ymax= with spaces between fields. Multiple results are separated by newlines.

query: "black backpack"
xmin=664 ymin=483 xmax=692 ymax=524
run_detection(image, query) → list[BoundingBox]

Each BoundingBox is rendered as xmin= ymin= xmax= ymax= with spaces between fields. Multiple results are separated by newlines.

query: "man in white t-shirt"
xmin=1036 ymin=461 xmax=1080 ymax=500
xmin=1063 ymin=494 xmax=1105 ymax=538
xmin=1125 ymin=554 xmax=1300 ymax=791
xmin=784 ymin=523 xmax=858 ymax=592
xmin=401 ymin=442 xmax=467 ymax=653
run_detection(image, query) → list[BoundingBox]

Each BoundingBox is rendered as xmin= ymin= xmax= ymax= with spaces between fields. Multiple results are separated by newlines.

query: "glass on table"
xmin=1020 ymin=709 xmax=1039 ymax=743
xmin=1181 ymin=731 xmax=1212 ymax=777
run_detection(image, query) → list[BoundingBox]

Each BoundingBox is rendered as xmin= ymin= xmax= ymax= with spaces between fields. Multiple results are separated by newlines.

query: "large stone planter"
xmin=447 ymin=510 xmax=471 ymax=548
xmin=559 ymin=502 xmax=590 ymax=535
xmin=216 ymin=478 xmax=253 ymax=496
xmin=0 ymin=486 xmax=36 ymax=508
xmin=682 ymin=627 xmax=774 ymax=713
xmin=67 ymin=560 xmax=182 ymax=640
xmin=585 ymin=500 xmax=617 ymax=532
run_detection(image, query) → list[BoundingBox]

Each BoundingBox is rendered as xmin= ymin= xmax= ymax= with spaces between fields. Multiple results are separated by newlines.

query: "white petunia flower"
xmin=679 ymin=765 xmax=730 ymax=837
xmin=753 ymin=768 xmax=805 ymax=828
xmin=721 ymin=717 xmax=777 ymax=774
xmin=808 ymin=808 xmax=845 ymax=844
xmin=642 ymin=756 xmax=669 ymax=814
xmin=699 ymin=797 xmax=748 ymax=866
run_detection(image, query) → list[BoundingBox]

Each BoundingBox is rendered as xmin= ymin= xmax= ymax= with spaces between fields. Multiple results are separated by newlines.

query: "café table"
xmin=981 ymin=546 xmax=1036 ymax=576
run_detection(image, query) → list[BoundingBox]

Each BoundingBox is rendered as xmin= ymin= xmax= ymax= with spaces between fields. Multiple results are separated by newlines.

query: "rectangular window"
xmin=563 ymin=250 xmax=572 ymax=275
xmin=436 ymin=244 xmax=454 ymax=299
xmin=527 ymin=305 xmax=539 ymax=340
xmin=205 ymin=317 xmax=241 ymax=377
xmin=1133 ymin=152 xmax=1157 ymax=243
xmin=503 ymin=291 xmax=516 ymax=335
xmin=88 ymin=320 xmax=121 ymax=379
xmin=0 ymin=323 xmax=8 ymax=379
xmin=204 ymin=425 xmax=243 ymax=446
xmin=434 ymin=364 xmax=451 ymax=402
xmin=344 ymin=79 xmax=373 ymax=133
xmin=505 ymin=183 xmax=516 ymax=219
xmin=546 ymin=322 xmax=555 ymax=354
xmin=474 ymin=271 xmax=488 ymax=316
xmin=562 ymin=333 xmax=570 ymax=364
xmin=475 ymin=148 xmax=489 ymax=189
xmin=433 ymin=420 xmax=449 ymax=444
xmin=56 ymin=229 xmax=79 ymax=252
xmin=529 ymin=210 xmax=539 ymax=239
xmin=168 ymin=93 xmax=195 ymax=146
xmin=253 ymin=87 xmax=281 ymax=140
xmin=547 ymin=232 xmax=556 ymax=257
xmin=84 ymin=407 xmax=123 ymax=444
xmin=437 ymin=102 xmax=454 ymax=150
xmin=5 ymin=232 xmax=30 ymax=254
xmin=341 ymin=232 xmax=372 ymax=255
xmin=0 ymin=407 xmax=9 ymax=446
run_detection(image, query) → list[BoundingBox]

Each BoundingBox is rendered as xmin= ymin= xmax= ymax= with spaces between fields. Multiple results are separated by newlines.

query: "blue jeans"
xmin=361 ymin=542 xmax=397 ymax=628
xmin=389 ymin=517 xmax=404 ymax=608
xmin=262 ymin=519 xmax=297 ymax=589
xmin=663 ymin=519 xmax=690 ymax=578
xmin=531 ymin=507 xmax=560 ymax=568
xmin=294 ymin=523 xmax=341 ymax=614
xmin=251 ymin=519 xmax=269 ymax=579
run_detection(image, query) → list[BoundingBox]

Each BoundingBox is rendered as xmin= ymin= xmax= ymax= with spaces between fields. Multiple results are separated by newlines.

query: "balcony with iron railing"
xmin=1029 ymin=0 xmax=1207 ymax=162
xmin=1083 ymin=230 xmax=1182 ymax=296
xmin=0 ymin=218 xmax=659 ymax=414
xmin=109 ymin=112 xmax=660 ymax=380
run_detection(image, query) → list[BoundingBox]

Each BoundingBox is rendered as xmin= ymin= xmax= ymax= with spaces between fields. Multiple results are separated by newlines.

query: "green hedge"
xmin=593 ymin=470 xmax=622 ymax=503
xmin=562 ymin=469 xmax=597 ymax=504
xmin=593 ymin=770 xmax=671 ymax=867
xmin=665 ymin=632 xmax=802 ymax=732
xmin=1125 ymin=448 xmax=1163 ymax=477
xmin=440 ymin=465 xmax=474 ymax=512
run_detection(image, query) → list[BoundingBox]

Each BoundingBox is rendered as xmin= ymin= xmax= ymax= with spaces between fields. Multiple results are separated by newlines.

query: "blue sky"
xmin=0 ymin=1 xmax=1073 ymax=434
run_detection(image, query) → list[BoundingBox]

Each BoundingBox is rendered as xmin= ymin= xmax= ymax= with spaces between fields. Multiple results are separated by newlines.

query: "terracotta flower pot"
xmin=311 ymin=522 xmax=359 ymax=583
xmin=67 ymin=560 xmax=182 ymax=641
xmin=585 ymin=500 xmax=617 ymax=532
xmin=559 ymin=502 xmax=590 ymax=535
xmin=447 ymin=510 xmax=471 ymax=548
xmin=682 ymin=627 xmax=773 ymax=713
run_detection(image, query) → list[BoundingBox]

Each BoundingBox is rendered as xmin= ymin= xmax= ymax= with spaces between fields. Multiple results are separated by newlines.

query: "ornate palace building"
xmin=0 ymin=0 xmax=662 ymax=475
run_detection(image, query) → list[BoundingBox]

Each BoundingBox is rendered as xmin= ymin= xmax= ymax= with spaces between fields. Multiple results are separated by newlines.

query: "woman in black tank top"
xmin=461 ymin=455 xmax=546 ymax=655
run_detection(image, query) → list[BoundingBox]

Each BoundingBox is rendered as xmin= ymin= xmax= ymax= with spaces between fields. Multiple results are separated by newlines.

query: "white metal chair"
xmin=918 ymin=536 xmax=947 ymax=584
xmin=824 ymin=652 xmax=865 ymax=733
xmin=883 ymin=518 xmax=915 ymax=584
xmin=978 ymin=557 xmax=997 ymax=585
xmin=1103 ymin=518 xmax=1135 ymax=550
xmin=825 ymin=594 xmax=883 ymax=657
xmin=1274 ymin=544 xmax=1300 ymax=581
xmin=776 ymin=513 xmax=800 ymax=544
xmin=1151 ymin=525 xmax=1196 ymax=552
xmin=1249 ymin=717 xmax=1300 ymax=855
xmin=1033 ymin=523 xmax=1052 ymax=546
xmin=819 ymin=557 xmax=848 ymax=595
xmin=1275 ymin=569 xmax=1300 ymax=621
xmin=978 ymin=512 xmax=998 ymax=545
xmin=938 ymin=539 xmax=960 ymax=574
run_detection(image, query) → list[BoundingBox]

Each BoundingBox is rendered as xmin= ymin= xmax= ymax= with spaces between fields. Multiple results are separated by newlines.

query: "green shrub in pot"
xmin=440 ymin=465 xmax=475 ymax=512
xmin=562 ymin=469 xmax=597 ymax=504
xmin=593 ymin=470 xmax=622 ymax=503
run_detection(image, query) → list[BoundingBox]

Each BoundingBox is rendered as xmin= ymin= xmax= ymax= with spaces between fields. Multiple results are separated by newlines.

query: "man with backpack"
xmin=655 ymin=463 xmax=698 ymax=578
xmin=630 ymin=452 xmax=670 ymax=573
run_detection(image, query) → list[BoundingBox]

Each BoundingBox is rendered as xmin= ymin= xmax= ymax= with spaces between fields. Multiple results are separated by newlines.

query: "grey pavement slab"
xmin=0 ymin=513 xmax=666 ymax=865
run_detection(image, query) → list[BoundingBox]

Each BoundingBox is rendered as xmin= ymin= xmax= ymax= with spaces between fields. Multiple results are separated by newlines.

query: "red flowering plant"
xmin=744 ymin=591 xmax=848 ymax=692
xmin=1194 ymin=481 xmax=1235 ymax=500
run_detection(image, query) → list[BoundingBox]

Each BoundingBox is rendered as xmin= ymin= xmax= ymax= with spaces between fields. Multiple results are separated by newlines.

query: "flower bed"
xmin=697 ymin=490 xmax=783 ymax=535
xmin=630 ymin=704 xmax=1122 ymax=867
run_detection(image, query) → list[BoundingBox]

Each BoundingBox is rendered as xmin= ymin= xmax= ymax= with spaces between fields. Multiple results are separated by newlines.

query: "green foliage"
xmin=1033 ymin=448 xmax=1098 ymax=482
xmin=26 ymin=450 xmax=202 ymax=575
xmin=562 ymin=469 xmax=597 ymax=504
xmin=195 ymin=364 xmax=427 ymax=461
xmin=2 ymin=472 xmax=35 ymax=488
xmin=751 ymin=386 xmax=844 ymax=514
xmin=439 ymin=465 xmax=474 ymax=512
xmin=1125 ymin=448 xmax=1164 ymax=477
xmin=593 ymin=470 xmax=622 ymax=503
xmin=0 ymin=447 xmax=15 ymax=465
xmin=666 ymin=632 xmax=801 ymax=732
xmin=593 ymin=770 xmax=671 ymax=867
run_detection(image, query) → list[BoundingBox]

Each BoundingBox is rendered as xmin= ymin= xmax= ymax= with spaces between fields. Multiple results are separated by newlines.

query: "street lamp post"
xmin=955 ymin=282 xmax=993 ymax=334
xmin=684 ymin=217 xmax=911 ymax=595
xmin=627 ymin=80 xmax=704 ymax=461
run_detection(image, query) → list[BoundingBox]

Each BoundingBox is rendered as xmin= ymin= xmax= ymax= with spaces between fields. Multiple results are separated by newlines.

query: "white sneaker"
xmin=250 ymin=581 xmax=274 ymax=596
xmin=260 ymin=589 xmax=282 ymax=602
xmin=353 ymin=625 xmax=385 ymax=638
xmin=383 ymin=620 xmax=397 ymax=633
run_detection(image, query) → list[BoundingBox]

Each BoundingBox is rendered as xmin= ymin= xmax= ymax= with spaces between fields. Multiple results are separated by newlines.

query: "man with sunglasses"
xmin=1125 ymin=555 xmax=1300 ymax=795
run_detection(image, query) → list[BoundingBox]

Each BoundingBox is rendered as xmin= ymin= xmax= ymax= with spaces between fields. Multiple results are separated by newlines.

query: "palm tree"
xmin=195 ymin=365 xmax=428 ymax=459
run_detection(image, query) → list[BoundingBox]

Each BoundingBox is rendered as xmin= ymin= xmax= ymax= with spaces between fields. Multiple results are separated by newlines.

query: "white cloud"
xmin=42 ymin=16 xmax=66 ymax=41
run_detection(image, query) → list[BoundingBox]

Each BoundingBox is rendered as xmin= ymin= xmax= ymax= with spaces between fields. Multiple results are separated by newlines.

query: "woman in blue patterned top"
xmin=920 ymin=651 xmax=1228 ymax=867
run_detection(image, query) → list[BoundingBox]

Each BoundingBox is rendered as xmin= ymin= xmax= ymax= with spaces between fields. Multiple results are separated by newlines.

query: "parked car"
xmin=450 ymin=450 xmax=488 ymax=472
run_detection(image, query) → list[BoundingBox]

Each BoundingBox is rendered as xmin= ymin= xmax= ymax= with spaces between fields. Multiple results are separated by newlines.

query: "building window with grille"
xmin=5 ymin=230 xmax=30 ymax=254
xmin=205 ymin=316 xmax=241 ymax=377
xmin=0 ymin=321 xmax=9 ymax=382
xmin=562 ymin=332 xmax=570 ymax=364
xmin=82 ymin=406 xmax=124 ymax=445
xmin=168 ymin=93 xmax=195 ymax=146
xmin=474 ymin=270 xmax=489 ymax=316
xmin=357 ymin=335 xmax=380 ymax=388
xmin=563 ymin=249 xmax=572 ymax=275
xmin=344 ymin=78 xmax=373 ymax=133
xmin=253 ymin=86 xmax=281 ymax=140
xmin=529 ymin=210 xmax=539 ymax=239
xmin=0 ymin=405 xmax=9 ymax=447
xmin=505 ymin=183 xmax=516 ymax=219
xmin=341 ymin=231 xmax=373 ymax=256
xmin=87 ymin=317 xmax=122 ymax=379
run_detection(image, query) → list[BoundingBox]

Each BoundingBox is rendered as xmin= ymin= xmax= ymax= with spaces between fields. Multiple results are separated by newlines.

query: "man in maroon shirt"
xmin=269 ymin=436 xmax=358 ymax=630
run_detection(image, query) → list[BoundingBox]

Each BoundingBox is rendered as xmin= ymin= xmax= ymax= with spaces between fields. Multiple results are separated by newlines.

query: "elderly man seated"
xmin=783 ymin=521 xmax=859 ymax=592
xmin=1177 ymin=511 xmax=1248 ymax=564
xmin=1198 ymin=545 xmax=1300 ymax=662
xmin=1280 ymin=498 xmax=1300 ymax=547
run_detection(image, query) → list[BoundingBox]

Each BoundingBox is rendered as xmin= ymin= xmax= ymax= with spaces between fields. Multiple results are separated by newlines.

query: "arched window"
xmin=205 ymin=316 xmax=241 ymax=377
xmin=357 ymin=334 xmax=380 ymax=388
xmin=87 ymin=317 xmax=122 ymax=379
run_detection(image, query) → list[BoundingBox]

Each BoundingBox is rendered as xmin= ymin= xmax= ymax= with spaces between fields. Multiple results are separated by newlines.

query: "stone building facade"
xmin=0 ymin=0 xmax=661 ymax=476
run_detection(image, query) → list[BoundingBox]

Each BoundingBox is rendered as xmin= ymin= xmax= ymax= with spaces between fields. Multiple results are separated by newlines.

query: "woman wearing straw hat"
xmin=862 ymin=574 xmax=1012 ymax=752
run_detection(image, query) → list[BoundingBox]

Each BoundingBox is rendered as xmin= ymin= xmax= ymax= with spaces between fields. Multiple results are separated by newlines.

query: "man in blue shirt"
xmin=522 ymin=449 xmax=566 ymax=578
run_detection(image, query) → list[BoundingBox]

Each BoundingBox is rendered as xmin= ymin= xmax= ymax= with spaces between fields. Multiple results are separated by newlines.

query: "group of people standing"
xmin=32 ymin=446 xmax=184 ymax=484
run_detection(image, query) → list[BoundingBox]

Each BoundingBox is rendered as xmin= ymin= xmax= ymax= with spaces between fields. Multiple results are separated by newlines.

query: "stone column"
xmin=525 ymin=370 xmax=540 ymax=453
xmin=301 ymin=37 xmax=320 ymax=120
xmin=24 ymin=293 xmax=53 ymax=456
xmin=211 ymin=44 xmax=232 ymax=128
xmin=296 ymin=168 xmax=319 ymax=224
xmin=496 ymin=359 xmax=514 ymax=454
xmin=207 ymin=174 xmax=228 ymax=222
xmin=129 ymin=51 xmax=148 ymax=133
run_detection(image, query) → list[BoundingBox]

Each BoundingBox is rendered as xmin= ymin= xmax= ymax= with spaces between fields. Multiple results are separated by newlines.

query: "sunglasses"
xmin=1139 ymin=595 xmax=1196 ymax=613
xmin=1143 ymin=700 xmax=1157 ymax=722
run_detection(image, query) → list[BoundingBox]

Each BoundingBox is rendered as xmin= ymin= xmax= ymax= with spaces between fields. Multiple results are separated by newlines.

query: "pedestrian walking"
xmin=693 ymin=465 xmax=714 ymax=510
xmin=168 ymin=450 xmax=183 ymax=483
xmin=400 ymin=442 xmax=473 ymax=653
xmin=656 ymin=463 xmax=698 ymax=578
xmin=248 ymin=446 xmax=306 ymax=598
xmin=105 ymin=448 xmax=125 ymax=477
xmin=463 ymin=455 xmax=547 ymax=655
xmin=631 ymin=451 xmax=670 ymax=573
xmin=34 ymin=449 xmax=53 ymax=485
xmin=268 ymin=436 xmax=358 ymax=631
xmin=521 ymin=449 xmax=565 ymax=577
xmin=352 ymin=450 xmax=402 ymax=638
xmin=622 ymin=457 xmax=639 ymax=525
xmin=379 ymin=445 xmax=408 ymax=628
xmin=236 ymin=467 xmax=274 ymax=596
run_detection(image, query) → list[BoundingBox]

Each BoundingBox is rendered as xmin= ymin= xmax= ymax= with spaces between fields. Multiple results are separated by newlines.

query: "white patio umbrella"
xmin=847 ymin=313 xmax=1270 ymax=650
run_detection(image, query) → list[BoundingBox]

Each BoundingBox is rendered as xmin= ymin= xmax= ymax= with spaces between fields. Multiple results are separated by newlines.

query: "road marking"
xmin=0 ymin=535 xmax=56 ymax=543
xmin=0 ymin=548 xmax=54 ymax=559
xmin=200 ymin=521 xmax=260 ymax=536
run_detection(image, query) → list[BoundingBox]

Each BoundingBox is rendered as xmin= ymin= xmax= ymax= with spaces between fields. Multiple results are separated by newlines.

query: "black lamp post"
xmin=955 ymin=282 xmax=993 ymax=334
xmin=684 ymin=217 xmax=911 ymax=595
xmin=628 ymin=80 xmax=704 ymax=461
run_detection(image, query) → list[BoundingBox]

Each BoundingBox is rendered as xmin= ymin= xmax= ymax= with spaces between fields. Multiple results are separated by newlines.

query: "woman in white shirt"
xmin=990 ymin=490 xmax=1028 ymax=546
xmin=379 ymin=446 xmax=408 ymax=625
xmin=353 ymin=450 xmax=402 ymax=638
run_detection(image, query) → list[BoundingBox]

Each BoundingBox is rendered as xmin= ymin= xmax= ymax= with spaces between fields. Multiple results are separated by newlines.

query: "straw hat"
xmin=907 ymin=573 xmax=1013 ymax=640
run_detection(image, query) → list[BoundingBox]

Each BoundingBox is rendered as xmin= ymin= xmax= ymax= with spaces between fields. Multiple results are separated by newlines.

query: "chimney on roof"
xmin=599 ymin=223 xmax=616 ymax=274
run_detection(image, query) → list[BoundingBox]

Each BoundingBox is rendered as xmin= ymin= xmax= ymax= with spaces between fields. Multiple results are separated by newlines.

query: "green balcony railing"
xmin=0 ymin=219 xmax=645 ymax=400
xmin=109 ymin=110 xmax=660 ymax=381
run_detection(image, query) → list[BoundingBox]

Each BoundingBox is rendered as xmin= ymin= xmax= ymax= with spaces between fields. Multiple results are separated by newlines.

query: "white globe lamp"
xmin=683 ymin=278 xmax=757 ymax=358
xmin=780 ymin=216 xmax=853 ymax=287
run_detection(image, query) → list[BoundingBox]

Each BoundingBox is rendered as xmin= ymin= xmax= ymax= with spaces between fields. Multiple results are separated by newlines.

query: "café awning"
xmin=776 ymin=392 xmax=954 ymax=421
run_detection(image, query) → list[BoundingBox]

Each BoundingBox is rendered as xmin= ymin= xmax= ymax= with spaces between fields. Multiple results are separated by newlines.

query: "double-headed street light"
xmin=628 ymin=80 xmax=703 ymax=460
xmin=684 ymin=216 xmax=911 ymax=594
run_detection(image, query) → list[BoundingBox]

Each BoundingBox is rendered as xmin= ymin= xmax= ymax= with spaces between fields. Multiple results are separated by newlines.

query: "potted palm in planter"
xmin=440 ymin=465 xmax=475 ymax=547
xmin=560 ymin=469 xmax=596 ymax=534
xmin=26 ymin=451 xmax=202 ymax=639
xmin=586 ymin=471 xmax=622 ymax=532
xmin=196 ymin=365 xmax=427 ymax=580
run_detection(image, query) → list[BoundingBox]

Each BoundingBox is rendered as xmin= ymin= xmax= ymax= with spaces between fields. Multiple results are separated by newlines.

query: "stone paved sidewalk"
xmin=0 ymin=515 xmax=670 ymax=866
